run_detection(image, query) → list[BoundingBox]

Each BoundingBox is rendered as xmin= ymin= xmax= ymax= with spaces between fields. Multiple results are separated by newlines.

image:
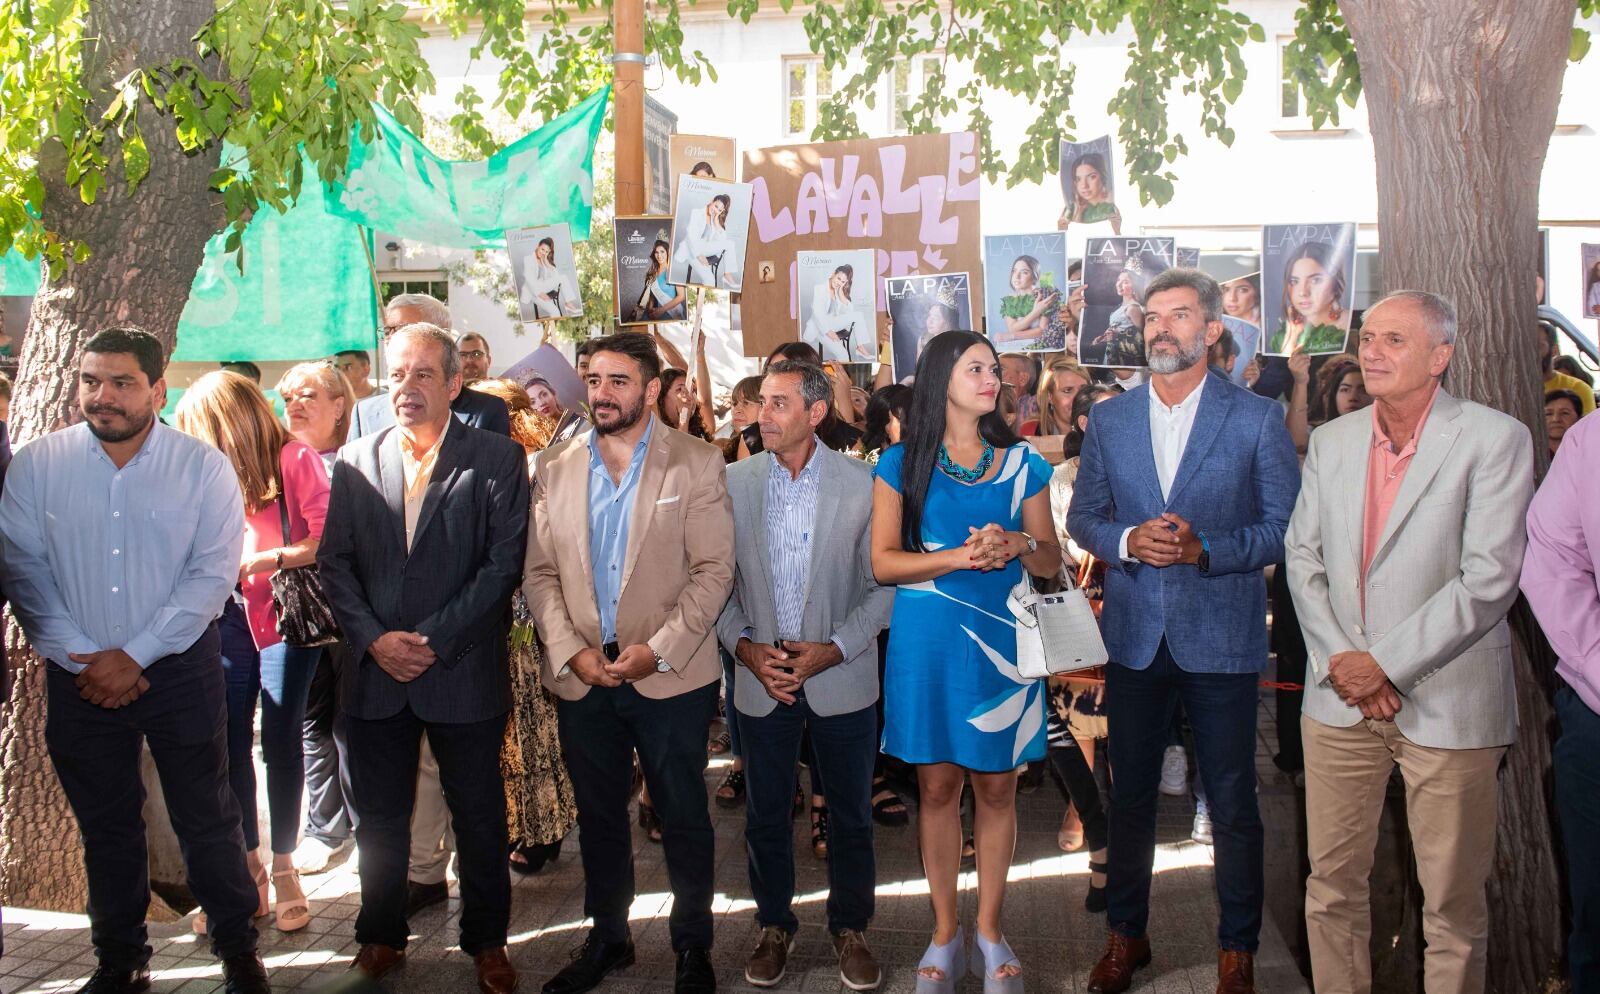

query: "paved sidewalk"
xmin=1 ymin=695 xmax=1309 ymax=994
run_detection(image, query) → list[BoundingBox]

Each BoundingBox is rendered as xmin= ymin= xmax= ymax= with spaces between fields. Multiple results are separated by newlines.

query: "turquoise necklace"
xmin=938 ymin=442 xmax=994 ymax=483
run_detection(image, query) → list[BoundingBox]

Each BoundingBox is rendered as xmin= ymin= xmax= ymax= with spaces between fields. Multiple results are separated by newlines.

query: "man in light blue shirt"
xmin=588 ymin=415 xmax=653 ymax=646
xmin=0 ymin=328 xmax=269 ymax=994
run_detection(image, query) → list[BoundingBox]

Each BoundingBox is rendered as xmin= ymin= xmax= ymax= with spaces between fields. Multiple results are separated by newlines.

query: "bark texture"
xmin=1338 ymin=1 xmax=1575 ymax=991
xmin=1 ymin=0 xmax=222 ymax=911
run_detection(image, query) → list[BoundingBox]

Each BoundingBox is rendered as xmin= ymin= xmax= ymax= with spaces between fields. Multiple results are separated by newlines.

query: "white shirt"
xmin=1119 ymin=374 xmax=1208 ymax=560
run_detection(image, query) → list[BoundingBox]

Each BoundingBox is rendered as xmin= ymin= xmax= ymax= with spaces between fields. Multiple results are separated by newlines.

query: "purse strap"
xmin=273 ymin=459 xmax=292 ymax=548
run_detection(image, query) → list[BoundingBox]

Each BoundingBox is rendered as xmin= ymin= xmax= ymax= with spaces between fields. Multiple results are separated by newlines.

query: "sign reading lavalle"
xmin=741 ymin=132 xmax=984 ymax=359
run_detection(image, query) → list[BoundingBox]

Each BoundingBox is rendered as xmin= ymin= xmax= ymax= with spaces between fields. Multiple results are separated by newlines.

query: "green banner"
xmin=0 ymin=250 xmax=41 ymax=296
xmin=174 ymin=159 xmax=378 ymax=362
xmin=323 ymin=86 xmax=611 ymax=249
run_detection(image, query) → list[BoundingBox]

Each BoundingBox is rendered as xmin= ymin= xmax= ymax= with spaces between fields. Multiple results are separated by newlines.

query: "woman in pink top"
xmin=174 ymin=371 xmax=330 ymax=934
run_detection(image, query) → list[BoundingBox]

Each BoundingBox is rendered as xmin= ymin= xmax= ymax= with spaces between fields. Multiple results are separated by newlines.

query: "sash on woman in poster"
xmin=1075 ymin=236 xmax=1176 ymax=368
xmin=1261 ymin=222 xmax=1357 ymax=356
xmin=1058 ymin=135 xmax=1121 ymax=233
xmin=509 ymin=223 xmax=584 ymax=322
xmin=1581 ymin=242 xmax=1600 ymax=319
xmin=614 ymin=216 xmax=686 ymax=324
xmin=984 ymin=231 xmax=1072 ymax=352
xmin=797 ymin=249 xmax=878 ymax=363
xmin=885 ymin=273 xmax=972 ymax=381
xmin=670 ymin=174 xmax=753 ymax=292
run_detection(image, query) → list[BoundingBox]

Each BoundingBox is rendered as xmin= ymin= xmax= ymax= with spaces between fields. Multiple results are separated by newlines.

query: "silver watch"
xmin=1022 ymin=533 xmax=1038 ymax=555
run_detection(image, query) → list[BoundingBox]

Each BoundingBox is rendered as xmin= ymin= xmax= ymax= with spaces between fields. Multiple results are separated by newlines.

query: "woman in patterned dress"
xmin=871 ymin=331 xmax=1061 ymax=992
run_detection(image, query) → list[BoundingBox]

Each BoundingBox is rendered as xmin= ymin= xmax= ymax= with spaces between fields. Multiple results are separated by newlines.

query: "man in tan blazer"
xmin=524 ymin=331 xmax=734 ymax=994
xmin=1284 ymin=290 xmax=1534 ymax=994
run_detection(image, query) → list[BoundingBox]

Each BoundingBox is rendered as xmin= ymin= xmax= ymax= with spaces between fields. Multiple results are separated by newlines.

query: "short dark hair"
xmin=1144 ymin=267 xmax=1224 ymax=323
xmin=221 ymin=360 xmax=262 ymax=383
xmin=334 ymin=349 xmax=370 ymax=364
xmin=84 ymin=327 xmax=165 ymax=385
xmin=766 ymin=341 xmax=823 ymax=370
xmin=765 ymin=359 xmax=833 ymax=410
xmin=1545 ymin=388 xmax=1584 ymax=414
xmin=575 ymin=337 xmax=604 ymax=360
xmin=589 ymin=331 xmax=661 ymax=383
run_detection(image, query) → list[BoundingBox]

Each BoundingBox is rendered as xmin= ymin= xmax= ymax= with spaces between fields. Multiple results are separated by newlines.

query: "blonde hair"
xmin=173 ymin=371 xmax=289 ymax=515
xmin=470 ymin=378 xmax=556 ymax=453
xmin=276 ymin=361 xmax=356 ymax=449
xmin=1035 ymin=360 xmax=1090 ymax=435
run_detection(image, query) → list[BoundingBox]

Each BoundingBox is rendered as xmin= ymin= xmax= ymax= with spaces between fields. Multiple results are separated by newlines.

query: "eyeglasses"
xmin=460 ymin=349 xmax=488 ymax=360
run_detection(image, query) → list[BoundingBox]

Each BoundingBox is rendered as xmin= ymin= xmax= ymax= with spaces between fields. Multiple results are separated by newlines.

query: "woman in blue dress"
xmin=871 ymin=330 xmax=1060 ymax=994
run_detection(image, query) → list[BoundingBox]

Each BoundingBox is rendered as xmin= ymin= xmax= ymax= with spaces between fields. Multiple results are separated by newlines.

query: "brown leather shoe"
xmin=744 ymin=925 xmax=795 ymax=987
xmin=1216 ymin=950 xmax=1255 ymax=994
xmin=1086 ymin=933 xmax=1151 ymax=994
xmin=350 ymin=944 xmax=405 ymax=980
xmin=834 ymin=929 xmax=882 ymax=991
xmin=476 ymin=947 xmax=519 ymax=994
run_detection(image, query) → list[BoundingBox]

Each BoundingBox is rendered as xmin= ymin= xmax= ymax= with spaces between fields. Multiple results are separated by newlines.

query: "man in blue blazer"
xmin=1068 ymin=268 xmax=1300 ymax=994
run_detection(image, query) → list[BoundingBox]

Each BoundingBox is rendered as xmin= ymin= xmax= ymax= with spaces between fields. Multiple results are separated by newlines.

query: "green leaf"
xmin=79 ymin=169 xmax=102 ymax=205
xmin=1571 ymin=28 xmax=1592 ymax=63
xmin=121 ymin=131 xmax=149 ymax=190
xmin=1248 ymin=23 xmax=1266 ymax=44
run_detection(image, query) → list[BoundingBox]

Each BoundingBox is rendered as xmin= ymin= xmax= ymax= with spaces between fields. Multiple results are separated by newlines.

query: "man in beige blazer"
xmin=1284 ymin=290 xmax=1534 ymax=994
xmin=524 ymin=332 xmax=734 ymax=994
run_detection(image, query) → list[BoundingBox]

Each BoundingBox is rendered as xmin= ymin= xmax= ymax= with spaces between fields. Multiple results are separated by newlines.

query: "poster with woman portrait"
xmin=1262 ymin=223 xmax=1357 ymax=356
xmin=886 ymin=273 xmax=972 ymax=381
xmin=984 ymin=232 xmax=1071 ymax=352
xmin=669 ymin=175 xmax=753 ymax=292
xmin=1581 ymin=243 xmax=1600 ymax=319
xmin=613 ymin=216 xmax=684 ymax=325
xmin=508 ymin=223 xmax=584 ymax=323
xmin=668 ymin=135 xmax=737 ymax=212
xmin=1075 ymin=236 xmax=1176 ymax=368
xmin=1058 ymin=136 xmax=1119 ymax=228
xmin=797 ymin=249 xmax=877 ymax=363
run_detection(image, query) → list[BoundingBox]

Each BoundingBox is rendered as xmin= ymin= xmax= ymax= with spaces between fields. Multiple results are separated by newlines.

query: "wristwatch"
xmin=1197 ymin=532 xmax=1211 ymax=574
xmin=1021 ymin=533 xmax=1038 ymax=555
xmin=653 ymin=649 xmax=671 ymax=673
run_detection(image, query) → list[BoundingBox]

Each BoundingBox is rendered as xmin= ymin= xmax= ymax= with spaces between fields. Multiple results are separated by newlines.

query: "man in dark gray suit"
xmin=317 ymin=323 xmax=529 ymax=994
xmin=717 ymin=360 xmax=894 ymax=991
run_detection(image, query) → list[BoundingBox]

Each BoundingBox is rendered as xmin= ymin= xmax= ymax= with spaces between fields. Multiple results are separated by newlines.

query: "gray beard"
xmin=1146 ymin=335 xmax=1209 ymax=375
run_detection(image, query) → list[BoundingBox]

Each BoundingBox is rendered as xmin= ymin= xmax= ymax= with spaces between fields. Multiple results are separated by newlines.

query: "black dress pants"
xmin=344 ymin=704 xmax=510 ymax=954
xmin=44 ymin=626 xmax=260 ymax=971
xmin=557 ymin=681 xmax=718 ymax=951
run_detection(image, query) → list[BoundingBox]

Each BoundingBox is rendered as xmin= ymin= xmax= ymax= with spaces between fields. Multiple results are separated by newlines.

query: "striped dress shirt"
xmin=766 ymin=441 xmax=824 ymax=641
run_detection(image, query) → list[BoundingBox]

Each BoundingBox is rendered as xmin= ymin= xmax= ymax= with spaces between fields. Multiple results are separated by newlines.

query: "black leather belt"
xmin=602 ymin=641 xmax=620 ymax=662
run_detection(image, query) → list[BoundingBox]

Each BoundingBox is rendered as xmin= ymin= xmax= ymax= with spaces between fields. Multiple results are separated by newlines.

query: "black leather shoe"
xmin=675 ymin=947 xmax=716 ymax=994
xmin=405 ymin=879 xmax=449 ymax=917
xmin=77 ymin=966 xmax=151 ymax=994
xmin=541 ymin=933 xmax=635 ymax=994
xmin=221 ymin=952 xmax=271 ymax=994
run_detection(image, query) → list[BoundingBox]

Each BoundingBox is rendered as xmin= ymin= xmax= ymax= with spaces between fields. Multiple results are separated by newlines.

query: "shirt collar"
xmin=768 ymin=436 xmax=824 ymax=483
xmin=1371 ymin=384 xmax=1439 ymax=455
xmin=85 ymin=417 xmax=164 ymax=467
xmin=398 ymin=414 xmax=449 ymax=461
xmin=1148 ymin=372 xmax=1207 ymax=417
xmin=588 ymin=412 xmax=656 ymax=474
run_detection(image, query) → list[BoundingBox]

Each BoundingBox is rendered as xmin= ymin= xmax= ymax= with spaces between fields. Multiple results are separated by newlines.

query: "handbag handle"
xmin=273 ymin=457 xmax=292 ymax=549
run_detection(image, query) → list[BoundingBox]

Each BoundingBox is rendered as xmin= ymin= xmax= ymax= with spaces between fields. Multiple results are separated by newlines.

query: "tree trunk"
xmin=0 ymin=0 xmax=222 ymax=912
xmin=1338 ymin=1 xmax=1574 ymax=991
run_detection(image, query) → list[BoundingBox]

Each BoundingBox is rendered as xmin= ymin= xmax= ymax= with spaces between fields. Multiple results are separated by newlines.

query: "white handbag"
xmin=1009 ymin=571 xmax=1109 ymax=680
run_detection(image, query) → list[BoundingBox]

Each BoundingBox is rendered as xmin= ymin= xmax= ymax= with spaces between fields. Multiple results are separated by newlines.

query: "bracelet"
xmin=274 ymin=549 xmax=285 ymax=570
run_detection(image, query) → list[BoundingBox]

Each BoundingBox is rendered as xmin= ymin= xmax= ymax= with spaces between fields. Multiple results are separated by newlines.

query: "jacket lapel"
xmin=567 ymin=433 xmax=596 ymax=585
xmin=1345 ymin=414 xmax=1372 ymax=569
xmin=800 ymin=450 xmax=839 ymax=613
xmin=619 ymin=418 xmax=670 ymax=593
xmin=1126 ymin=385 xmax=1164 ymax=505
xmin=747 ymin=454 xmax=780 ymax=632
xmin=1367 ymin=390 xmax=1463 ymax=572
xmin=1163 ymin=377 xmax=1229 ymax=507
xmin=407 ymin=424 xmax=466 ymax=554
xmin=378 ymin=429 xmax=408 ymax=549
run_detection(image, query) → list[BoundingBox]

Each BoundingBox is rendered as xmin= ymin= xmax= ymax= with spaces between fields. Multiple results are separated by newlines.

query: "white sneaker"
xmin=1191 ymin=800 xmax=1214 ymax=846
xmin=293 ymin=836 xmax=353 ymax=874
xmin=1159 ymin=745 xmax=1188 ymax=796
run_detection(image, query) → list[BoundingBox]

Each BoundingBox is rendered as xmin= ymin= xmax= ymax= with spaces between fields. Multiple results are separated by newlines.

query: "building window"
xmin=785 ymin=58 xmax=832 ymax=137
xmin=379 ymin=275 xmax=449 ymax=306
xmin=1279 ymin=38 xmax=1334 ymax=122
xmin=889 ymin=55 xmax=942 ymax=134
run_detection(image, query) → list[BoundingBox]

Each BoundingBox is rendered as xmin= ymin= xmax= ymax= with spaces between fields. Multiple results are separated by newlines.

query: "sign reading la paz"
xmin=1088 ymin=238 xmax=1174 ymax=259
xmin=741 ymin=132 xmax=984 ymax=358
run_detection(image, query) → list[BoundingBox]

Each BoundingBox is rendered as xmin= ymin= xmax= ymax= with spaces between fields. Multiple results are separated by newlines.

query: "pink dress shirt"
xmin=1522 ymin=412 xmax=1600 ymax=713
xmin=241 ymin=440 xmax=331 ymax=649
xmin=1361 ymin=388 xmax=1438 ymax=614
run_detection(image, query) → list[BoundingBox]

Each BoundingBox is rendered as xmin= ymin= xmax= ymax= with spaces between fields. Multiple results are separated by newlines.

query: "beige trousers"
xmin=408 ymin=734 xmax=456 ymax=884
xmin=1302 ymin=715 xmax=1504 ymax=994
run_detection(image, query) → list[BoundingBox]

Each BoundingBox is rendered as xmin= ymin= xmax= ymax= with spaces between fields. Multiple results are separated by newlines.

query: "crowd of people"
xmin=0 ymin=272 xmax=1593 ymax=994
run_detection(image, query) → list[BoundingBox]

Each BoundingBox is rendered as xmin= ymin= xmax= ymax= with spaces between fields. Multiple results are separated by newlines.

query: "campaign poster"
xmin=741 ymin=131 xmax=984 ymax=359
xmin=1058 ymin=135 xmax=1118 ymax=226
xmin=613 ymin=215 xmax=684 ymax=325
xmin=983 ymin=232 xmax=1071 ymax=352
xmin=669 ymin=175 xmax=753 ymax=292
xmin=797 ymin=249 xmax=878 ymax=363
xmin=1076 ymin=236 xmax=1176 ymax=369
xmin=502 ymin=343 xmax=585 ymax=413
xmin=886 ymin=272 xmax=973 ymax=380
xmin=669 ymin=135 xmax=738 ymax=212
xmin=507 ymin=223 xmax=583 ymax=323
xmin=1581 ymin=243 xmax=1600 ymax=320
xmin=643 ymin=97 xmax=678 ymax=216
xmin=1176 ymin=246 xmax=1201 ymax=269
xmin=1261 ymin=222 xmax=1357 ymax=356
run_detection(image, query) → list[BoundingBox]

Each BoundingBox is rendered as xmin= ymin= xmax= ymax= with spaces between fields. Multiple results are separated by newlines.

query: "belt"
xmin=602 ymin=641 xmax=620 ymax=662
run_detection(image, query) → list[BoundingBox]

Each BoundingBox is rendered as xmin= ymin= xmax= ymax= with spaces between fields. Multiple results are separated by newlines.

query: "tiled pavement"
xmin=1 ymin=694 xmax=1310 ymax=994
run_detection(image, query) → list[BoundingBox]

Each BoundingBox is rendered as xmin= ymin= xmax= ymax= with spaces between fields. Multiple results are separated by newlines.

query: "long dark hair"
xmin=1065 ymin=383 xmax=1115 ymax=460
xmin=862 ymin=384 xmax=912 ymax=454
xmin=1313 ymin=355 xmax=1361 ymax=426
xmin=899 ymin=331 xmax=1020 ymax=553
xmin=645 ymin=239 xmax=670 ymax=282
xmin=657 ymin=367 xmax=709 ymax=440
xmin=833 ymin=264 xmax=854 ymax=301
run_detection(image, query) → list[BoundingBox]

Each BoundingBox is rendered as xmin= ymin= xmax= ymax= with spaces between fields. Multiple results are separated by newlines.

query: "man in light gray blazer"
xmin=717 ymin=360 xmax=894 ymax=992
xmin=1284 ymin=291 xmax=1533 ymax=994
